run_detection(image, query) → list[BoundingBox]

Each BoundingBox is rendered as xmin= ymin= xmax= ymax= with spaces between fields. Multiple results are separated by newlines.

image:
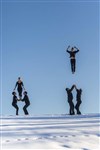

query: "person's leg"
xmin=12 ymin=104 xmax=19 ymax=115
xmin=77 ymin=101 xmax=81 ymax=114
xmin=70 ymin=59 xmax=74 ymax=73
xmin=75 ymin=101 xmax=81 ymax=114
xmin=69 ymin=102 xmax=75 ymax=115
xmin=68 ymin=102 xmax=71 ymax=115
xmin=16 ymin=106 xmax=19 ymax=115
xmin=71 ymin=101 xmax=75 ymax=115
xmin=23 ymin=104 xmax=29 ymax=115
xmin=73 ymin=59 xmax=76 ymax=73
xmin=18 ymin=88 xmax=22 ymax=99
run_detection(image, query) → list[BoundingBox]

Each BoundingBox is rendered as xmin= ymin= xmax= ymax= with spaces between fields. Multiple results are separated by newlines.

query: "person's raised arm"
xmin=74 ymin=46 xmax=79 ymax=53
xmin=74 ymin=85 xmax=77 ymax=90
xmin=70 ymin=85 xmax=75 ymax=92
xmin=66 ymin=45 xmax=70 ymax=53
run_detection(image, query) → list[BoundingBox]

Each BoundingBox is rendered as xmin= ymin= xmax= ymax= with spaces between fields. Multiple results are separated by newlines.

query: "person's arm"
xmin=70 ymin=85 xmax=74 ymax=92
xmin=14 ymin=82 xmax=17 ymax=90
xmin=66 ymin=45 xmax=70 ymax=53
xmin=74 ymin=85 xmax=77 ymax=90
xmin=21 ymin=95 xmax=26 ymax=102
xmin=21 ymin=82 xmax=25 ymax=90
xmin=74 ymin=46 xmax=79 ymax=53
xmin=21 ymin=98 xmax=25 ymax=102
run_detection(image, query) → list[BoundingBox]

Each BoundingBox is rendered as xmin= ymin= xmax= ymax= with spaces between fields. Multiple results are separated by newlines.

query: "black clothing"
xmin=68 ymin=101 xmax=75 ymax=115
xmin=76 ymin=89 xmax=82 ymax=102
xmin=67 ymin=50 xmax=79 ymax=58
xmin=75 ymin=89 xmax=82 ymax=114
xmin=22 ymin=95 xmax=30 ymax=115
xmin=67 ymin=50 xmax=79 ymax=73
xmin=70 ymin=59 xmax=76 ymax=73
xmin=66 ymin=86 xmax=75 ymax=115
xmin=12 ymin=95 xmax=19 ymax=115
xmin=23 ymin=104 xmax=30 ymax=115
xmin=15 ymin=81 xmax=24 ymax=98
xmin=75 ymin=101 xmax=82 ymax=114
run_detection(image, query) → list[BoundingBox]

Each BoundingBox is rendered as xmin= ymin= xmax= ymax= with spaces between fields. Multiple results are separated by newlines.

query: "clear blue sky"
xmin=0 ymin=0 xmax=99 ymax=115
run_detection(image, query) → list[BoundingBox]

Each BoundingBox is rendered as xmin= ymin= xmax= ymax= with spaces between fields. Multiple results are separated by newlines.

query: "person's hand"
xmin=17 ymin=98 xmax=21 ymax=101
xmin=74 ymin=85 xmax=77 ymax=89
xmin=68 ymin=45 xmax=70 ymax=48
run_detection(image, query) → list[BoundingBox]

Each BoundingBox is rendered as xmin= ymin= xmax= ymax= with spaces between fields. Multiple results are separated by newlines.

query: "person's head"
xmin=12 ymin=91 xmax=16 ymax=95
xmin=65 ymin=88 xmax=69 ymax=91
xmin=78 ymin=89 xmax=82 ymax=93
xmin=18 ymin=77 xmax=21 ymax=80
xmin=23 ymin=91 xmax=27 ymax=95
xmin=71 ymin=47 xmax=74 ymax=52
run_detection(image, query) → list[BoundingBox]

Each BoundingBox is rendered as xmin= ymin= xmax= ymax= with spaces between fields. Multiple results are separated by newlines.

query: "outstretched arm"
xmin=70 ymin=85 xmax=75 ymax=91
xmin=21 ymin=82 xmax=25 ymax=90
xmin=14 ymin=82 xmax=17 ymax=90
xmin=74 ymin=85 xmax=77 ymax=90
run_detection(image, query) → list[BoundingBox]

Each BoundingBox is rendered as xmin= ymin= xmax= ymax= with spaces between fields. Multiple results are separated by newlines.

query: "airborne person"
xmin=14 ymin=77 xmax=25 ymax=99
xmin=66 ymin=45 xmax=79 ymax=74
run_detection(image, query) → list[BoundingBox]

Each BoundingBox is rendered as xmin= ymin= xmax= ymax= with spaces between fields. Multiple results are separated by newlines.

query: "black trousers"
xmin=68 ymin=101 xmax=75 ymax=115
xmin=23 ymin=103 xmax=30 ymax=115
xmin=75 ymin=101 xmax=82 ymax=114
xmin=70 ymin=59 xmax=76 ymax=73
xmin=17 ymin=88 xmax=22 ymax=98
xmin=12 ymin=103 xmax=19 ymax=115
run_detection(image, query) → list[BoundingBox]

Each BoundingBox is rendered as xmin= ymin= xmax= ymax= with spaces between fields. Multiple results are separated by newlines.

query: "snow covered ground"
xmin=0 ymin=114 xmax=100 ymax=150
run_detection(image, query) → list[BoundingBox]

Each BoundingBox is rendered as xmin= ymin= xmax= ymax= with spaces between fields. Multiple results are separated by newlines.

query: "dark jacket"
xmin=15 ymin=81 xmax=24 ymax=90
xmin=12 ymin=95 xmax=18 ymax=105
xmin=66 ymin=85 xmax=74 ymax=102
xmin=67 ymin=50 xmax=79 ymax=59
xmin=76 ymin=89 xmax=82 ymax=102
xmin=22 ymin=95 xmax=30 ymax=105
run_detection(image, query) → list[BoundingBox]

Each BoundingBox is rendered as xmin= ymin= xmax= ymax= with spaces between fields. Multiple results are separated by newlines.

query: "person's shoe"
xmin=77 ymin=111 xmax=81 ymax=115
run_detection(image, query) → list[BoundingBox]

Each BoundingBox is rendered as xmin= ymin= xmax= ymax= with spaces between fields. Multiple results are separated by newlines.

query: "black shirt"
xmin=66 ymin=89 xmax=73 ymax=102
xmin=12 ymin=95 xmax=17 ymax=104
xmin=15 ymin=81 xmax=24 ymax=89
xmin=22 ymin=95 xmax=30 ymax=105
xmin=76 ymin=89 xmax=82 ymax=102
xmin=67 ymin=50 xmax=79 ymax=59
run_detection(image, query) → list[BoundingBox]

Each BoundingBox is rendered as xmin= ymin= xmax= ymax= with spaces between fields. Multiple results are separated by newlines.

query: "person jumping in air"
xmin=65 ymin=85 xmax=75 ymax=115
xmin=74 ymin=85 xmax=82 ymax=115
xmin=21 ymin=91 xmax=30 ymax=115
xmin=14 ymin=77 xmax=25 ymax=99
xmin=66 ymin=45 xmax=79 ymax=74
xmin=12 ymin=91 xmax=19 ymax=115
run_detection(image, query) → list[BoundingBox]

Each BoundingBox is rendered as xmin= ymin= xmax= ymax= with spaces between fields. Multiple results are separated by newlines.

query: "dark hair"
xmin=12 ymin=91 xmax=16 ymax=95
xmin=24 ymin=91 xmax=27 ymax=94
xmin=65 ymin=88 xmax=69 ymax=91
xmin=18 ymin=77 xmax=20 ymax=80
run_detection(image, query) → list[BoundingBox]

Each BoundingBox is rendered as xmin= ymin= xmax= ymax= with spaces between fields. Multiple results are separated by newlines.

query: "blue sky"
xmin=0 ymin=0 xmax=99 ymax=115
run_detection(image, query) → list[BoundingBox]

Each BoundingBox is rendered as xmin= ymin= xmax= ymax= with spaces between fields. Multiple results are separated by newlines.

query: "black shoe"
xmin=77 ymin=111 xmax=81 ymax=115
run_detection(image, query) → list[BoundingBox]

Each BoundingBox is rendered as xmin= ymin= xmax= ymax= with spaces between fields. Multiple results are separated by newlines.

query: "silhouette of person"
xmin=74 ymin=85 xmax=82 ymax=114
xmin=12 ymin=91 xmax=19 ymax=115
xmin=65 ymin=85 xmax=75 ymax=115
xmin=66 ymin=45 xmax=79 ymax=74
xmin=21 ymin=91 xmax=30 ymax=115
xmin=14 ymin=77 xmax=25 ymax=99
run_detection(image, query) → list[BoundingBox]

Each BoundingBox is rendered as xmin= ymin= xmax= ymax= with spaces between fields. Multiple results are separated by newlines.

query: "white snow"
xmin=0 ymin=114 xmax=100 ymax=150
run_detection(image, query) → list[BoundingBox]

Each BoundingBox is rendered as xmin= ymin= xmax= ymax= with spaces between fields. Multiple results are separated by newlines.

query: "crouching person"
xmin=22 ymin=91 xmax=30 ymax=115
